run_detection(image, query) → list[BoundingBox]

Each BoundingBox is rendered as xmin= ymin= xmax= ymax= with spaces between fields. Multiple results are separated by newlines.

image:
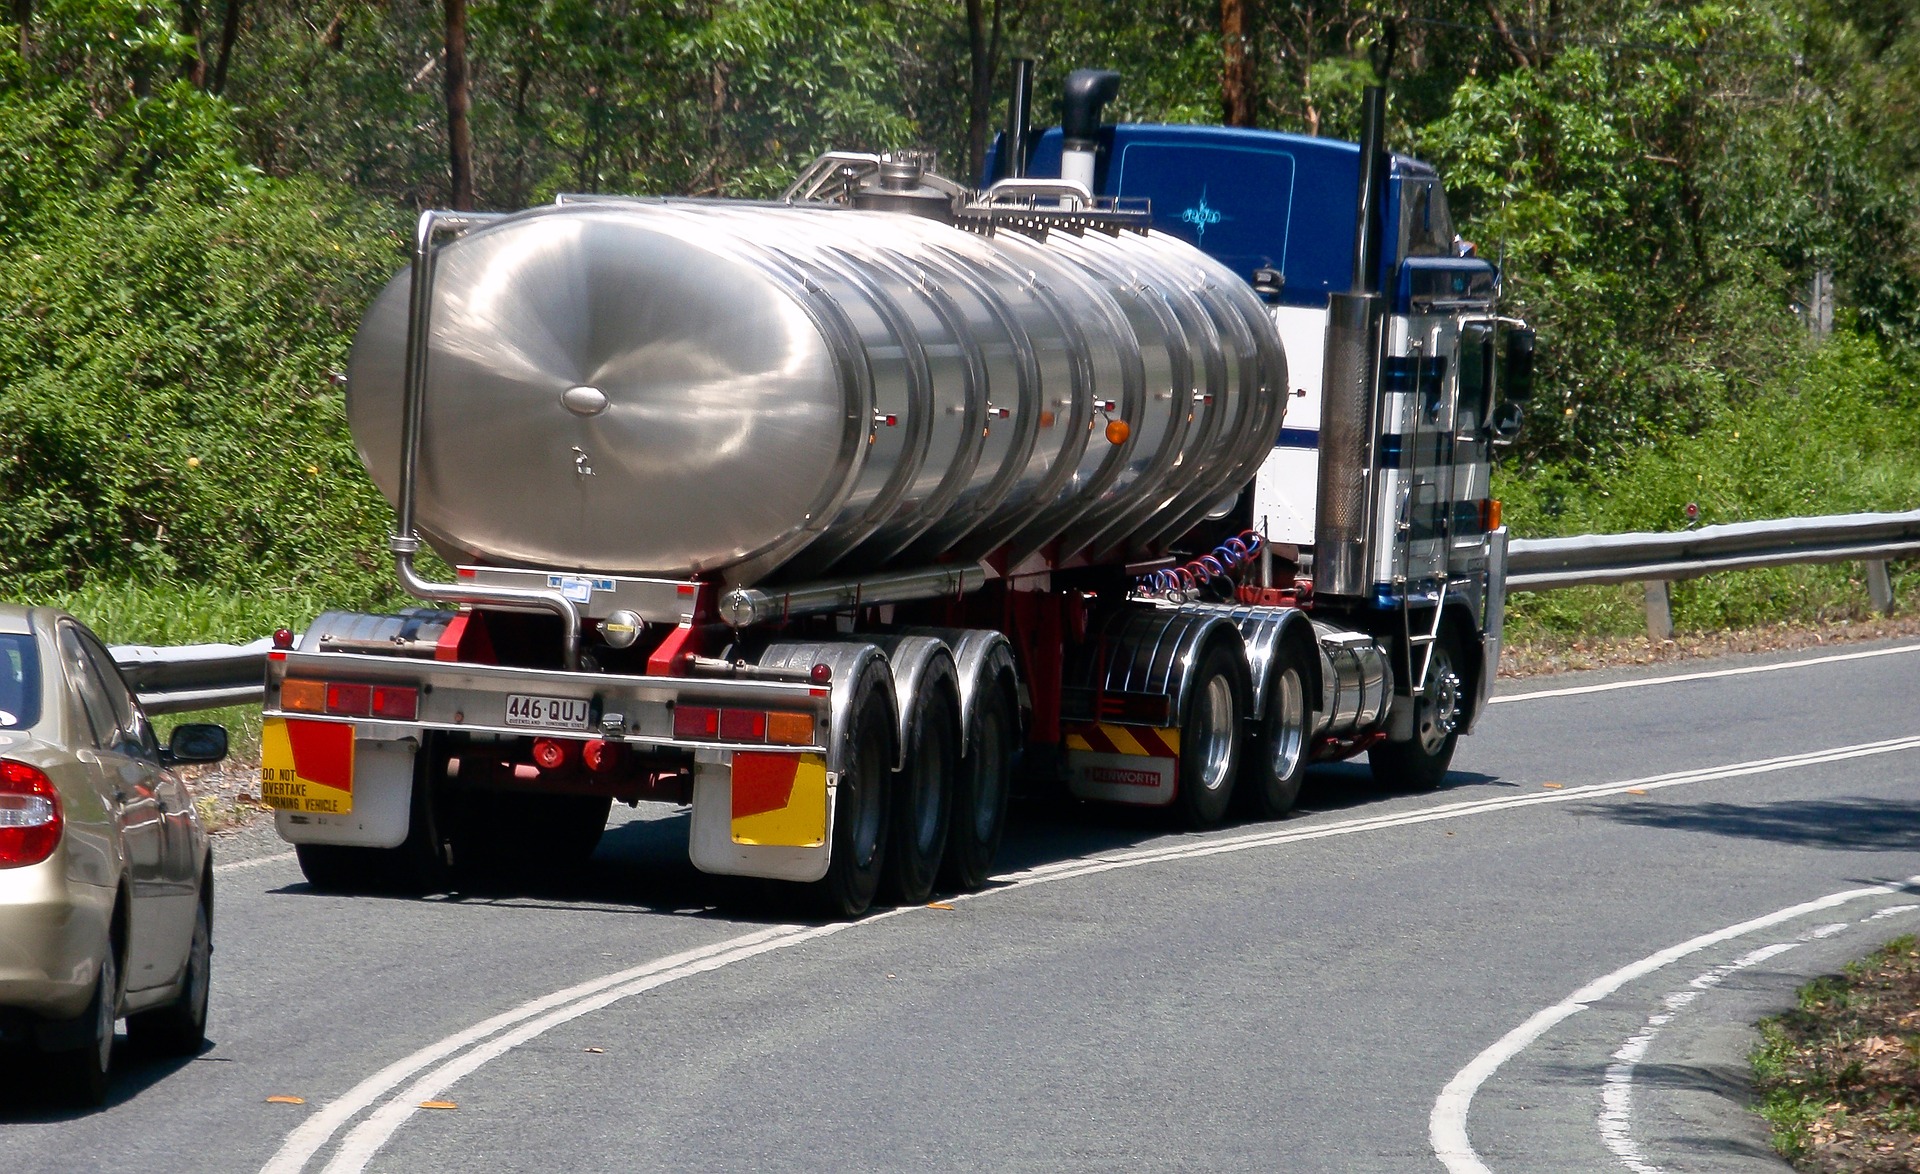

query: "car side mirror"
xmin=166 ymin=723 xmax=228 ymax=766
xmin=1504 ymin=328 xmax=1536 ymax=400
xmin=1490 ymin=399 xmax=1525 ymax=445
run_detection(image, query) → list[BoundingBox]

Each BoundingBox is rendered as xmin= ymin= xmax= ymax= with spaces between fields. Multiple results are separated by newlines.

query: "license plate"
xmin=504 ymin=694 xmax=591 ymax=730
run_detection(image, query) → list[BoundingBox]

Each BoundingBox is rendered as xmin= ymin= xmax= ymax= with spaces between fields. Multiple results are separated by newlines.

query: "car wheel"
xmin=127 ymin=886 xmax=210 ymax=1056
xmin=50 ymin=946 xmax=116 ymax=1106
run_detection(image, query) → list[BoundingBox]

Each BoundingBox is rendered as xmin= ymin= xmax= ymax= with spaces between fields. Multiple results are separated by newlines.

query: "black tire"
xmin=1368 ymin=636 xmax=1465 ymax=792
xmin=49 ymin=941 xmax=116 ymax=1107
xmin=940 ymin=679 xmax=1016 ymax=892
xmin=127 ymin=883 xmax=210 ymax=1057
xmin=446 ymin=791 xmax=611 ymax=890
xmin=1176 ymin=640 xmax=1248 ymax=829
xmin=1237 ymin=645 xmax=1312 ymax=820
xmin=295 ymin=737 xmax=449 ymax=895
xmin=879 ymin=683 xmax=957 ymax=906
xmin=811 ymin=682 xmax=893 ymax=919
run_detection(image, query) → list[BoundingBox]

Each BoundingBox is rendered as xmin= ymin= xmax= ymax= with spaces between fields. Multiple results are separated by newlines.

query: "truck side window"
xmin=1401 ymin=179 xmax=1455 ymax=259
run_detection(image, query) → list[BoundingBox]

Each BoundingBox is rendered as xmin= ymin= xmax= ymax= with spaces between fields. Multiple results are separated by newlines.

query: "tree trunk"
xmin=13 ymin=0 xmax=30 ymax=62
xmin=209 ymin=0 xmax=243 ymax=95
xmin=1221 ymin=0 xmax=1255 ymax=127
xmin=178 ymin=0 xmax=207 ymax=87
xmin=965 ymin=0 xmax=1002 ymax=181
xmin=444 ymin=0 xmax=475 ymax=210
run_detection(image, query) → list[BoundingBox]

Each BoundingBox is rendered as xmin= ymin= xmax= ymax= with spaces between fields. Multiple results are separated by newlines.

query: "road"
xmin=4 ymin=638 xmax=1918 ymax=1173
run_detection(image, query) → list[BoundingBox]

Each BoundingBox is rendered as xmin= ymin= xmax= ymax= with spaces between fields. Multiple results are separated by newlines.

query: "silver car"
xmin=0 ymin=604 xmax=226 ymax=1105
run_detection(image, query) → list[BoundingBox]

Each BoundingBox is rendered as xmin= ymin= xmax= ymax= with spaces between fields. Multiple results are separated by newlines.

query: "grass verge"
xmin=1752 ymin=935 xmax=1920 ymax=1171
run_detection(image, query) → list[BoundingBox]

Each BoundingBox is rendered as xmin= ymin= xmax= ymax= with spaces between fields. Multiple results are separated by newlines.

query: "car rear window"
xmin=0 ymin=634 xmax=40 ymax=729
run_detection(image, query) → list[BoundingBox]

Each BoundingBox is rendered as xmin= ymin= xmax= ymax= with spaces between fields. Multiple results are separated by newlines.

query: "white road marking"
xmin=269 ymin=733 xmax=1920 ymax=1173
xmin=214 ymin=850 xmax=296 ymax=874
xmin=1430 ymin=878 xmax=1920 ymax=1174
xmin=1598 ymin=910 xmax=1905 ymax=1174
xmin=1492 ymin=641 xmax=1920 ymax=704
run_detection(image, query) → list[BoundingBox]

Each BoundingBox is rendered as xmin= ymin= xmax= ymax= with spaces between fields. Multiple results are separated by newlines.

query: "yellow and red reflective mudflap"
xmin=1064 ymin=722 xmax=1181 ymax=806
xmin=729 ymin=751 xmax=828 ymax=847
xmin=259 ymin=716 xmax=355 ymax=815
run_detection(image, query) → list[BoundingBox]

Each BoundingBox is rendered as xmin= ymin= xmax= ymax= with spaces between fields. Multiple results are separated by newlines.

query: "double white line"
xmin=263 ymin=731 xmax=1920 ymax=1173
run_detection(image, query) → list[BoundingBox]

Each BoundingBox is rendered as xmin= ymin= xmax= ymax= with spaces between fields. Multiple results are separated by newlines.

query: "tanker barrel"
xmin=345 ymin=197 xmax=1286 ymax=591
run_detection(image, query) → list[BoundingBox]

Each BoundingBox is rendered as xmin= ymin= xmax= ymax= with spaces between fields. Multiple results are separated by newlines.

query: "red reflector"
xmin=720 ymin=709 xmax=767 ymax=742
xmin=371 ymin=686 xmax=418 ymax=720
xmin=583 ymin=740 xmax=621 ymax=773
xmin=325 ymin=682 xmax=372 ymax=716
xmin=0 ymin=760 xmax=62 ymax=868
xmin=673 ymin=706 xmax=719 ymax=740
xmin=531 ymin=739 xmax=570 ymax=770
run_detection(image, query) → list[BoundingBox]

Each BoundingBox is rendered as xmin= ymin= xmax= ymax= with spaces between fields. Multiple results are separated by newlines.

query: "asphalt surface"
xmin=4 ymin=637 xmax=1918 ymax=1173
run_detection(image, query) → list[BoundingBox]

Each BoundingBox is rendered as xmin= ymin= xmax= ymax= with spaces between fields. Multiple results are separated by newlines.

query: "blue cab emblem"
xmin=1180 ymin=188 xmax=1227 ymax=244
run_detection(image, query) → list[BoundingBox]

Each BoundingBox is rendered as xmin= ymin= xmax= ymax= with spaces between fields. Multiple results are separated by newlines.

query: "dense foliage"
xmin=0 ymin=0 xmax=1915 ymax=640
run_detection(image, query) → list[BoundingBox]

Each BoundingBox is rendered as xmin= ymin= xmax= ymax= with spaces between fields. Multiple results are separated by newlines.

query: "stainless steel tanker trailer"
xmin=259 ymin=68 xmax=1535 ymax=915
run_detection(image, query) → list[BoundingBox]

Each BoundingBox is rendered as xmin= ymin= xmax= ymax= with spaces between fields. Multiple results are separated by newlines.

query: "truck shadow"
xmin=269 ymin=762 xmax=1507 ymax=920
xmin=0 ymin=1037 xmax=212 ymax=1120
xmin=1592 ymin=796 xmax=1920 ymax=852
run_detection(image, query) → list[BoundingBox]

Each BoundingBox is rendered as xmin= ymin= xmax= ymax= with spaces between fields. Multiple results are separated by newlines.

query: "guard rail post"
xmin=1866 ymin=561 xmax=1895 ymax=615
xmin=1643 ymin=581 xmax=1674 ymax=639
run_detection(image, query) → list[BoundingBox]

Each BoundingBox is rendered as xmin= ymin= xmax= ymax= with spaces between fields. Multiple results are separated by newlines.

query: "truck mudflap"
xmin=1064 ymin=722 xmax=1180 ymax=806
xmin=262 ymin=717 xmax=417 ymax=848
xmin=689 ymin=751 xmax=835 ymax=882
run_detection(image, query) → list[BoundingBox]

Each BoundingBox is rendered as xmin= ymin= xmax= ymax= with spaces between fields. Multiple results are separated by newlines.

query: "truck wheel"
xmin=1237 ymin=649 xmax=1310 ymax=820
xmin=1368 ymin=638 xmax=1464 ymax=791
xmin=1177 ymin=640 xmax=1247 ymax=829
xmin=127 ymin=884 xmax=210 ymax=1056
xmin=50 ymin=939 xmax=116 ymax=1106
xmin=812 ymin=685 xmax=893 ymax=918
xmin=295 ymin=741 xmax=449 ymax=895
xmin=940 ymin=679 xmax=1016 ymax=892
xmin=522 ymin=793 xmax=612 ymax=875
xmin=880 ymin=682 xmax=956 ymax=906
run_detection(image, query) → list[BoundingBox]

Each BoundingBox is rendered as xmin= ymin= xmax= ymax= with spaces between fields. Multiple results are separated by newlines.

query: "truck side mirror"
xmin=1490 ymin=399 xmax=1524 ymax=445
xmin=1504 ymin=328 xmax=1536 ymax=400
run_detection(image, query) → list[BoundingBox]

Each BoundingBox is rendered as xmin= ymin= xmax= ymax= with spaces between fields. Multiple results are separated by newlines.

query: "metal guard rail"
xmin=112 ymin=510 xmax=1916 ymax=714
xmin=1506 ymin=508 xmax=1920 ymax=591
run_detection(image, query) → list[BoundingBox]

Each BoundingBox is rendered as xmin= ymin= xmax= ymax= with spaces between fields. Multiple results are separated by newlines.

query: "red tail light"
xmin=673 ymin=706 xmax=719 ymax=739
xmin=0 ymin=760 xmax=62 ymax=868
xmin=719 ymin=709 xmax=767 ymax=742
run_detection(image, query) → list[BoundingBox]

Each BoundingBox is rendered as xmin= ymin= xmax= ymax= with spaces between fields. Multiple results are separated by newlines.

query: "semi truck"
xmin=260 ymin=67 xmax=1534 ymax=916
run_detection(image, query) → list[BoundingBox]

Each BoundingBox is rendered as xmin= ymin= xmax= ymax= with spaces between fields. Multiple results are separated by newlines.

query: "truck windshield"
xmin=0 ymin=635 xmax=40 ymax=729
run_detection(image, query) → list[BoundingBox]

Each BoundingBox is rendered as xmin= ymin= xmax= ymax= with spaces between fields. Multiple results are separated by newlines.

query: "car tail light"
xmin=766 ymin=712 xmax=815 ymax=746
xmin=673 ymin=706 xmax=719 ymax=739
xmin=0 ymin=760 xmax=61 ymax=868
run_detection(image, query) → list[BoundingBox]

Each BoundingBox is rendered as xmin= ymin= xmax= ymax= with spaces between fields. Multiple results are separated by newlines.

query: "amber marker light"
xmin=1105 ymin=419 xmax=1130 ymax=445
xmin=766 ymin=712 xmax=815 ymax=746
xmin=281 ymin=679 xmax=327 ymax=713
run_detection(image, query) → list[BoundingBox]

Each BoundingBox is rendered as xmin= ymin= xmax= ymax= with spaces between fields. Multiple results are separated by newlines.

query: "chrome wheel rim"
xmin=1416 ymin=648 xmax=1463 ymax=757
xmin=1269 ymin=667 xmax=1306 ymax=779
xmin=1196 ymin=674 xmax=1236 ymax=793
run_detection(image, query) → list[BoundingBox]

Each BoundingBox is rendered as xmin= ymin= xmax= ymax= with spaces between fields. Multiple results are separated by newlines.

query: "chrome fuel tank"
xmin=347 ymin=199 xmax=1287 ymax=587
